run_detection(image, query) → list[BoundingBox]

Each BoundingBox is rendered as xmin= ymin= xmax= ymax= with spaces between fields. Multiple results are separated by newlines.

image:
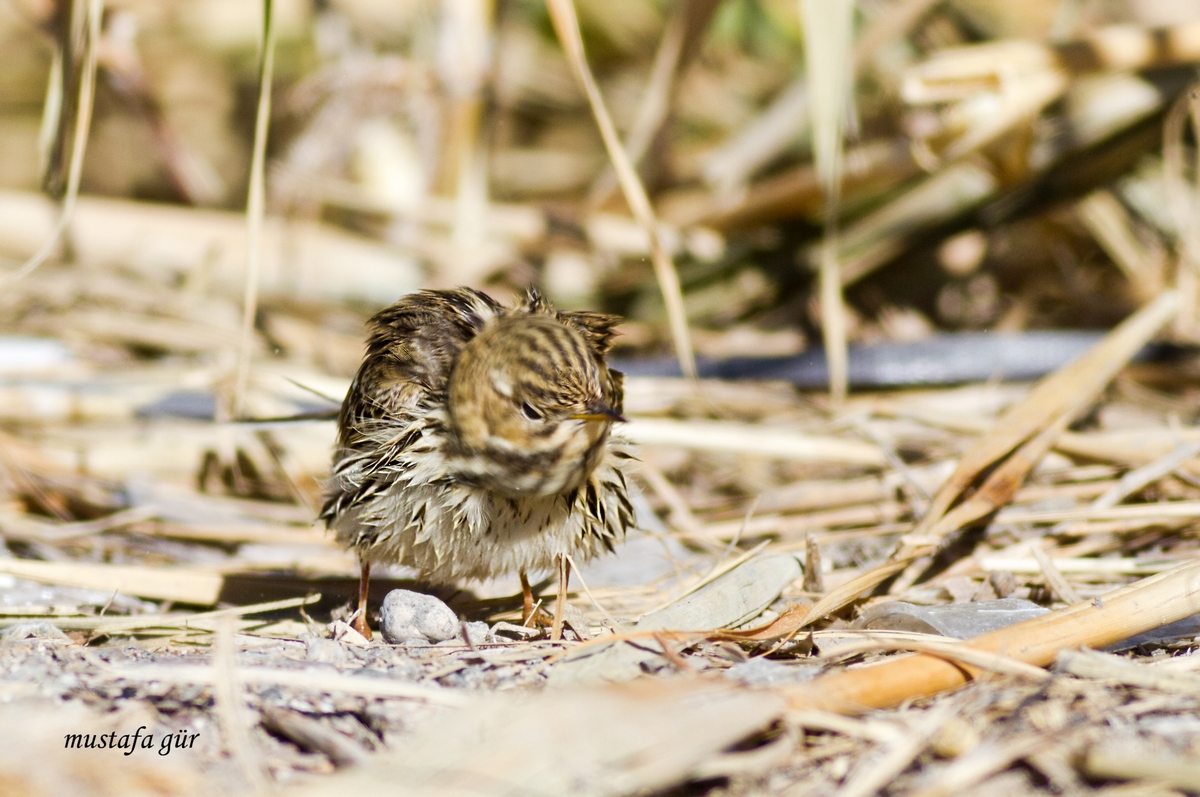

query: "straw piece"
xmin=623 ymin=417 xmax=887 ymax=465
xmin=1 ymin=0 xmax=101 ymax=283
xmin=997 ymin=499 xmax=1200 ymax=525
xmin=1058 ymin=648 xmax=1200 ymax=694
xmin=837 ymin=708 xmax=950 ymax=797
xmin=232 ymin=0 xmax=277 ymax=420
xmin=978 ymin=556 xmax=1179 ymax=576
xmin=1031 ymin=546 xmax=1083 ymax=605
xmin=213 ymin=615 xmax=268 ymax=793
xmin=587 ymin=0 xmax=718 ymax=206
xmin=1076 ymin=189 xmax=1165 ymax=303
xmin=801 ymin=0 xmax=856 ymax=402
xmin=1080 ymin=744 xmax=1200 ymax=792
xmin=779 ymin=557 xmax=1200 ymax=714
xmin=545 ymin=0 xmax=695 ymax=380
xmin=903 ymin=291 xmax=1180 ymax=555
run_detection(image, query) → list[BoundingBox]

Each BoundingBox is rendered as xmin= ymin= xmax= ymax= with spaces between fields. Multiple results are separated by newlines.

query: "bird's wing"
xmin=320 ymin=288 xmax=502 ymax=523
xmin=339 ymin=288 xmax=502 ymax=439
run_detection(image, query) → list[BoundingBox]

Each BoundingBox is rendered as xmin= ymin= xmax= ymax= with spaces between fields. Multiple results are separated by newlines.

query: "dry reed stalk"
xmin=905 ymin=730 xmax=1076 ymax=797
xmin=636 ymin=461 xmax=712 ymax=547
xmin=624 ymin=417 xmax=887 ymax=465
xmin=996 ymin=500 xmax=1200 ymax=525
xmin=936 ymin=69 xmax=1068 ymax=162
xmin=213 ymin=616 xmax=268 ymax=793
xmin=1030 ymin=546 xmax=1083 ymax=605
xmin=439 ymin=0 xmax=497 ymax=286
xmin=699 ymin=502 xmax=909 ymax=541
xmin=285 ymin=164 xmax=547 ymax=250
xmin=834 ymin=160 xmax=999 ymax=285
xmin=893 ymin=292 xmax=1180 ymax=557
xmin=144 ymin=522 xmax=333 ymax=547
xmin=1058 ymin=648 xmax=1200 ymax=693
xmin=1 ymin=0 xmax=101 ymax=284
xmin=814 ymin=634 xmax=1052 ymax=681
xmin=1164 ymin=86 xmax=1200 ymax=338
xmin=1076 ymin=189 xmax=1165 ymax=303
xmin=261 ymin=706 xmax=368 ymax=769
xmin=1055 ymin=427 xmax=1200 ymax=471
xmin=904 ymin=21 xmax=1200 ymax=104
xmin=801 ymin=0 xmax=855 ymax=402
xmin=977 ymin=556 xmax=1181 ymax=576
xmin=586 ymin=0 xmax=719 ymax=207
xmin=0 ymin=505 xmax=157 ymax=542
xmin=545 ymin=0 xmax=696 ymax=380
xmin=782 ymin=291 xmax=1179 ymax=625
xmin=836 ymin=707 xmax=950 ymax=797
xmin=1080 ymin=745 xmax=1200 ymax=792
xmin=779 ymin=557 xmax=1200 ymax=714
xmin=233 ymin=0 xmax=277 ymax=419
xmin=821 ymin=70 xmax=1168 ymax=287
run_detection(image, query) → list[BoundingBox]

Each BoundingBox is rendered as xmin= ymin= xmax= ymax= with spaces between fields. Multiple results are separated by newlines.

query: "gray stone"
xmin=302 ymin=634 xmax=348 ymax=664
xmin=379 ymin=590 xmax=460 ymax=644
xmin=462 ymin=621 xmax=490 ymax=645
xmin=853 ymin=598 xmax=1050 ymax=639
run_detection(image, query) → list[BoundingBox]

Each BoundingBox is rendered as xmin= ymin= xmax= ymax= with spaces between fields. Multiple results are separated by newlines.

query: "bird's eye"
xmin=520 ymin=401 xmax=543 ymax=421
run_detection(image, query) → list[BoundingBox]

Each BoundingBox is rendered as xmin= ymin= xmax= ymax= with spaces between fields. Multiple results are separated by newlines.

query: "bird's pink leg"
xmin=353 ymin=560 xmax=373 ymax=640
xmin=520 ymin=571 xmax=535 ymax=625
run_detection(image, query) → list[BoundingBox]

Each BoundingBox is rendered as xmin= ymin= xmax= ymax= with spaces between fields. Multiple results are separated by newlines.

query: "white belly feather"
xmin=332 ymin=427 xmax=633 ymax=583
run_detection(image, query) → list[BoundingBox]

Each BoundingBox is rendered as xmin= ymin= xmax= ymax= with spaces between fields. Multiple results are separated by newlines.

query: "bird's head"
xmin=446 ymin=313 xmax=622 ymax=496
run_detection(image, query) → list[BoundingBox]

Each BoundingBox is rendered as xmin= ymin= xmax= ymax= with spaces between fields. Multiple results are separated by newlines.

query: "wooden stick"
xmin=780 ymin=558 xmax=1200 ymax=713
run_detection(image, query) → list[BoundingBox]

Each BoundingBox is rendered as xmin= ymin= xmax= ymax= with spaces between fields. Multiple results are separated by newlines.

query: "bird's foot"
xmin=521 ymin=602 xmax=556 ymax=630
xmin=350 ymin=611 xmax=373 ymax=641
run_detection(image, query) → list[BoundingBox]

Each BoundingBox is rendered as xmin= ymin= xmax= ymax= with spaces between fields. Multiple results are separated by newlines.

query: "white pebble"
xmin=379 ymin=590 xmax=459 ymax=644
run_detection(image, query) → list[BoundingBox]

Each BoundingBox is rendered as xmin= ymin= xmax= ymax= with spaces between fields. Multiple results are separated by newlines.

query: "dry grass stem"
xmin=545 ymin=0 xmax=696 ymax=380
xmin=2 ymin=0 xmax=101 ymax=283
xmin=233 ymin=0 xmax=277 ymax=419
xmin=214 ymin=616 xmax=268 ymax=793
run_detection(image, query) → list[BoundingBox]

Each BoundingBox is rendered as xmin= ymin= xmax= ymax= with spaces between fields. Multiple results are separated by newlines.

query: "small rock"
xmin=462 ymin=621 xmax=490 ymax=645
xmin=378 ymin=590 xmax=459 ymax=644
xmin=302 ymin=634 xmax=348 ymax=664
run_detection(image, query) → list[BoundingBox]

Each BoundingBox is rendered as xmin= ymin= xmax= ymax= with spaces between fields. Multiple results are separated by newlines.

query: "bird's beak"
xmin=570 ymin=401 xmax=626 ymax=424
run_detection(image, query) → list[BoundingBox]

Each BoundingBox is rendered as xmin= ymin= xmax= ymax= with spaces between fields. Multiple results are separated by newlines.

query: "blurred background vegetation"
xmin=5 ymin=0 xmax=1200 ymax=378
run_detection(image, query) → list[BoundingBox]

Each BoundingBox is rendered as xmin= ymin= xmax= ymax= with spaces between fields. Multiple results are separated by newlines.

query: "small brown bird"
xmin=321 ymin=287 xmax=636 ymax=638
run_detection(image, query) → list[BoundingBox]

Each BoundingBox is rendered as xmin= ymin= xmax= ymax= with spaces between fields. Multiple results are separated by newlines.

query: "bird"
xmin=320 ymin=287 xmax=636 ymax=639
